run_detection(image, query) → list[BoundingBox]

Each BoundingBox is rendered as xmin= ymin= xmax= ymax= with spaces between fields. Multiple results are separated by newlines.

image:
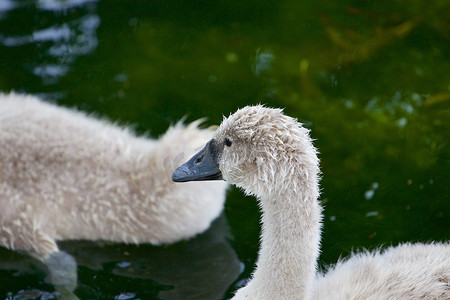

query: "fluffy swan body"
xmin=0 ymin=92 xmax=227 ymax=291
xmin=173 ymin=105 xmax=449 ymax=299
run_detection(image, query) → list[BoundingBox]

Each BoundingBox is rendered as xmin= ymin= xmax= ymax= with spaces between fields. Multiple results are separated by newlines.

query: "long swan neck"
xmin=250 ymin=174 xmax=322 ymax=299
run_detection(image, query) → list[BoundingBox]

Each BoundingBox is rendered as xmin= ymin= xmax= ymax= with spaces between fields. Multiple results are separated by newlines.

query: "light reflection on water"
xmin=0 ymin=0 xmax=99 ymax=84
xmin=37 ymin=0 xmax=98 ymax=11
xmin=0 ymin=1 xmax=17 ymax=17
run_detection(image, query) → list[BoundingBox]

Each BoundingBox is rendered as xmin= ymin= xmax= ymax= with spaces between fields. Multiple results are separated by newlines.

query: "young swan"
xmin=0 ymin=92 xmax=227 ymax=293
xmin=173 ymin=105 xmax=450 ymax=300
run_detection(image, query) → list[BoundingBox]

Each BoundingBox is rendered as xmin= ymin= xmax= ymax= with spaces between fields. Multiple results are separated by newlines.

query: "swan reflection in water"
xmin=0 ymin=213 xmax=240 ymax=300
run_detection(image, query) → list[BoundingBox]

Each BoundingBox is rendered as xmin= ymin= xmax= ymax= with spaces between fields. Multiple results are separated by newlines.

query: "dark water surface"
xmin=0 ymin=0 xmax=449 ymax=299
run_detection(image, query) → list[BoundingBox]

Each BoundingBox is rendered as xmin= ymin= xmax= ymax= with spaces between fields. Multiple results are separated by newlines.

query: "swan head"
xmin=173 ymin=105 xmax=320 ymax=198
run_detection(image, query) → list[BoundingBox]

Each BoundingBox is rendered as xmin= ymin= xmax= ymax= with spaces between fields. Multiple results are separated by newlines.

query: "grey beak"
xmin=172 ymin=139 xmax=223 ymax=182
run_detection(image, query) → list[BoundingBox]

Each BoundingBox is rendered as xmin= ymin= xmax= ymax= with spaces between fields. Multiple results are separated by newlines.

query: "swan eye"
xmin=224 ymin=138 xmax=232 ymax=147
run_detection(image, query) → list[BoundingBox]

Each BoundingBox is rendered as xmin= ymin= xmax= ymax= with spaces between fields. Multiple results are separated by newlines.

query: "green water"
xmin=0 ymin=0 xmax=449 ymax=299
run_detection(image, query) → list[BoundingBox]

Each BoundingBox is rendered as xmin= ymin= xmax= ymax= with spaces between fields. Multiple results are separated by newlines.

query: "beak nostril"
xmin=172 ymin=139 xmax=222 ymax=182
xmin=195 ymin=156 xmax=203 ymax=164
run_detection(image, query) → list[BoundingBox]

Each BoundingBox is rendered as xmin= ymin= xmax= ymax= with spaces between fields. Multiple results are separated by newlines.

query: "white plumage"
xmin=173 ymin=105 xmax=449 ymax=300
xmin=0 ymin=92 xmax=227 ymax=292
